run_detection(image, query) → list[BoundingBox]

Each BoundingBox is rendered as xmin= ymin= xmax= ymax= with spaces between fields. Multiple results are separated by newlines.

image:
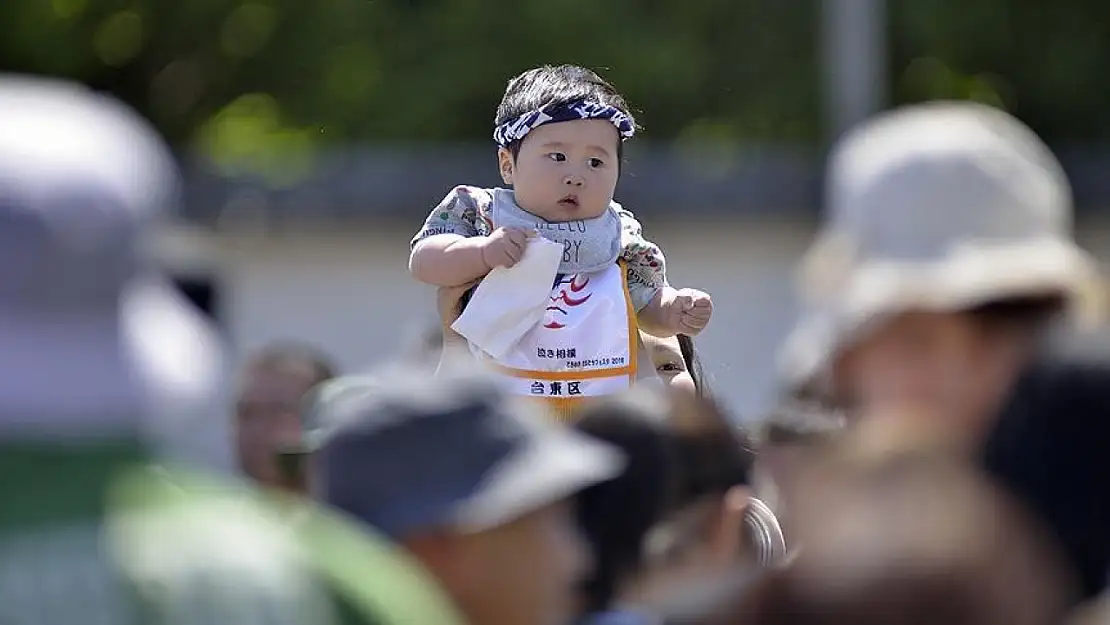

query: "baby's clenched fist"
xmin=480 ymin=227 xmax=533 ymax=269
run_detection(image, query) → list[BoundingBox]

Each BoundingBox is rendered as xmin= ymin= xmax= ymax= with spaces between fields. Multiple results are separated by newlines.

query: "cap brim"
xmin=450 ymin=422 xmax=625 ymax=532
xmin=0 ymin=274 xmax=228 ymax=468
xmin=781 ymin=238 xmax=1104 ymax=393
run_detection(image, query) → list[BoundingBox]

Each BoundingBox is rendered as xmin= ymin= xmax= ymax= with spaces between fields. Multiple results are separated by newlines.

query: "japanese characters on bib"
xmin=470 ymin=262 xmax=639 ymax=421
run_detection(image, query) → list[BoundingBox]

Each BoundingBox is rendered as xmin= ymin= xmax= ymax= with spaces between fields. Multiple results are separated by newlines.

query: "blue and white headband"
xmin=493 ymin=99 xmax=636 ymax=148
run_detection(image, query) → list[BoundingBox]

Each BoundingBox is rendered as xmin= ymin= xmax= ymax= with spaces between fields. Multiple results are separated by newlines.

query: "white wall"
xmin=160 ymin=216 xmax=1110 ymax=421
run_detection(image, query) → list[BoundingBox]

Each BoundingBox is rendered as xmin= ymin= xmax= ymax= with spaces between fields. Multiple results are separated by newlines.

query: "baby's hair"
xmin=495 ymin=64 xmax=637 ymax=159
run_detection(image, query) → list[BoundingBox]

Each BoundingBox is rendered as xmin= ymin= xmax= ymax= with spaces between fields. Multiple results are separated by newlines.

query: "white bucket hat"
xmin=0 ymin=75 xmax=228 ymax=468
xmin=780 ymin=101 xmax=1104 ymax=395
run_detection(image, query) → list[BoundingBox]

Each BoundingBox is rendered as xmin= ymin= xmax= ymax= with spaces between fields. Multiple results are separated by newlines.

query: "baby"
xmin=410 ymin=65 xmax=712 ymax=415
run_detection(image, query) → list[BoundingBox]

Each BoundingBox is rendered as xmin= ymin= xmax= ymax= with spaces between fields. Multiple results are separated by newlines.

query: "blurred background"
xmin=7 ymin=0 xmax=1110 ymax=418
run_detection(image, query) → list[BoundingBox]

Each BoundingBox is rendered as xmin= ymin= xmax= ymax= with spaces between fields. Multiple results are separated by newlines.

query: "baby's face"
xmin=499 ymin=118 xmax=620 ymax=223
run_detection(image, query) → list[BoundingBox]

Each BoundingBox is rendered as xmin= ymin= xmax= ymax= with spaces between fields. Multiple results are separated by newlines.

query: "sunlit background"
xmin=6 ymin=0 xmax=1110 ymax=418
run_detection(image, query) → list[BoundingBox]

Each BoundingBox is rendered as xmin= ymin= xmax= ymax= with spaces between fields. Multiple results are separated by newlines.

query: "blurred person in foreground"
xmin=639 ymin=334 xmax=794 ymax=560
xmin=572 ymin=390 xmax=784 ymax=625
xmin=0 ymin=75 xmax=458 ymax=625
xmin=235 ymin=342 xmax=337 ymax=494
xmin=749 ymin=399 xmax=845 ymax=547
xmin=571 ymin=393 xmax=680 ymax=625
xmin=662 ymin=418 xmax=1074 ymax=625
xmin=654 ymin=390 xmax=785 ymax=572
xmin=312 ymin=363 xmax=626 ymax=625
xmin=779 ymin=101 xmax=1110 ymax=600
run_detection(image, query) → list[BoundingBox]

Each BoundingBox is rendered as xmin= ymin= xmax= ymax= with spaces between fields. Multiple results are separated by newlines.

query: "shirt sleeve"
xmin=616 ymin=205 xmax=668 ymax=312
xmin=410 ymin=186 xmax=492 ymax=249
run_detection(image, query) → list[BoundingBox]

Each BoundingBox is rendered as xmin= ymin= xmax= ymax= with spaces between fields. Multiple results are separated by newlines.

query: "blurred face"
xmin=234 ymin=361 xmax=319 ymax=489
xmin=499 ymin=119 xmax=620 ymax=223
xmin=836 ymin=310 xmax=1028 ymax=448
xmin=642 ymin=334 xmax=698 ymax=396
xmin=752 ymin=446 xmax=802 ymax=537
xmin=436 ymin=502 xmax=591 ymax=625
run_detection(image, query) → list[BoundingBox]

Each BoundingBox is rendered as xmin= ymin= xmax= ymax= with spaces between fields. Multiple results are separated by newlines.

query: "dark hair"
xmin=247 ymin=341 xmax=338 ymax=388
xmin=495 ymin=64 xmax=637 ymax=160
xmin=573 ymin=395 xmax=679 ymax=614
xmin=668 ymin=393 xmax=756 ymax=504
xmin=652 ymin=394 xmax=776 ymax=572
xmin=676 ymin=334 xmax=709 ymax=396
xmin=966 ymin=294 xmax=1066 ymax=332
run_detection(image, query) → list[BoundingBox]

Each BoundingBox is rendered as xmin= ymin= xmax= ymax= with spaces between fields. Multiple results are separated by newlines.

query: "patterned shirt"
xmin=412 ymin=186 xmax=667 ymax=311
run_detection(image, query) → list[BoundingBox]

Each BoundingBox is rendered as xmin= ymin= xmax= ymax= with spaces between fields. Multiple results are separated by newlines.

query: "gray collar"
xmin=490 ymin=188 xmax=621 ymax=274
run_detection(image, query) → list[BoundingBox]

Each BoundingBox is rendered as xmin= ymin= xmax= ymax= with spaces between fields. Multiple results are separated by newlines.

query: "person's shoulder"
xmin=108 ymin=465 xmax=465 ymax=625
xmin=106 ymin=466 xmax=345 ymax=623
xmin=984 ymin=324 xmax=1110 ymax=601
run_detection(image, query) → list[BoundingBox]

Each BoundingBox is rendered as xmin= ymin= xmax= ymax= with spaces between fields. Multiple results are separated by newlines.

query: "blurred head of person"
xmin=572 ymin=393 xmax=680 ymax=622
xmin=781 ymin=101 xmax=1102 ymax=448
xmin=642 ymin=334 xmax=706 ymax=397
xmin=495 ymin=64 xmax=635 ymax=223
xmin=660 ymin=419 xmax=1075 ymax=625
xmin=750 ymin=399 xmax=845 ymax=541
xmin=312 ymin=363 xmax=625 ymax=625
xmin=234 ymin=342 xmax=336 ymax=491
xmin=571 ymin=389 xmax=783 ymax=624
xmin=835 ymin=296 xmax=1064 ymax=449
xmin=752 ymin=425 xmax=1073 ymax=625
xmin=656 ymin=392 xmax=782 ymax=568
xmin=603 ymin=390 xmax=783 ymax=621
xmin=0 ymin=75 xmax=225 ymax=467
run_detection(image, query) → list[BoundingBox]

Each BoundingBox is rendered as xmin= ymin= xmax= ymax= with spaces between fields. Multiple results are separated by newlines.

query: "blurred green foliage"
xmin=3 ymin=0 xmax=1109 ymax=165
xmin=0 ymin=0 xmax=818 ymax=158
xmin=889 ymin=1 xmax=1110 ymax=142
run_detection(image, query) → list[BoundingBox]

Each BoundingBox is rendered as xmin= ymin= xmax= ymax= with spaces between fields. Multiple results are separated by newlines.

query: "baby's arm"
xmin=639 ymin=287 xmax=713 ymax=337
xmin=411 ymin=236 xmax=489 ymax=287
xmin=617 ymin=206 xmax=713 ymax=336
xmin=410 ymin=187 xmax=494 ymax=287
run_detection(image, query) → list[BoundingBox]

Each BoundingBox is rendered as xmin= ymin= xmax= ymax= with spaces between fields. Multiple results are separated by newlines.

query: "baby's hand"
xmin=480 ymin=227 xmax=533 ymax=269
xmin=667 ymin=288 xmax=713 ymax=335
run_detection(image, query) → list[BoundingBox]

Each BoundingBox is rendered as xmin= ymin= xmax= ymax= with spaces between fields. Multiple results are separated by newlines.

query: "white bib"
xmin=471 ymin=262 xmax=638 ymax=418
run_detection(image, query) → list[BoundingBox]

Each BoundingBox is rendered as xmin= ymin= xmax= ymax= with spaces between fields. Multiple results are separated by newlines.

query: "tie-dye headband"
xmin=493 ymin=99 xmax=636 ymax=148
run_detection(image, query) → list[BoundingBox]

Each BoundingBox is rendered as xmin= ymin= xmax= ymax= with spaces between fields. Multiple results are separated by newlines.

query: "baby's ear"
xmin=497 ymin=148 xmax=514 ymax=185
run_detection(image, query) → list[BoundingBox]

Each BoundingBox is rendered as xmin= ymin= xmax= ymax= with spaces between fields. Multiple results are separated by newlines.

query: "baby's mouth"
xmin=558 ymin=195 xmax=580 ymax=209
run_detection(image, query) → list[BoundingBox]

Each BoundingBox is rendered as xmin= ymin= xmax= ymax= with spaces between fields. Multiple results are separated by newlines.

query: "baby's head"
xmin=494 ymin=65 xmax=637 ymax=223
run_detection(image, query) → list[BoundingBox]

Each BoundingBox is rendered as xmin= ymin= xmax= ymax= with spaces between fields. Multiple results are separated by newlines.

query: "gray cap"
xmin=781 ymin=101 xmax=1102 ymax=392
xmin=0 ymin=75 xmax=224 ymax=465
xmin=313 ymin=364 xmax=625 ymax=538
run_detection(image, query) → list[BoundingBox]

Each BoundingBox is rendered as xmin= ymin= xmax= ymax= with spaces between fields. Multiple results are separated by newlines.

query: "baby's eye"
xmin=588 ymin=157 xmax=605 ymax=168
xmin=657 ymin=362 xmax=682 ymax=373
xmin=547 ymin=153 xmax=567 ymax=162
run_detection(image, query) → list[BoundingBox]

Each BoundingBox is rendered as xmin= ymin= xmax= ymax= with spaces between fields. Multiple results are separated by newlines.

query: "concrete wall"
xmin=159 ymin=216 xmax=1110 ymax=421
